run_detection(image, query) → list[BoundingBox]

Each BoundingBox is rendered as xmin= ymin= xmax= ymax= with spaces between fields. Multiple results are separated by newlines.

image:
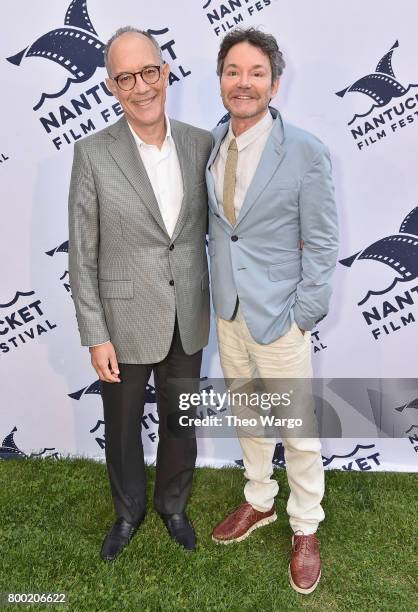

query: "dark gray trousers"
xmin=101 ymin=322 xmax=202 ymax=523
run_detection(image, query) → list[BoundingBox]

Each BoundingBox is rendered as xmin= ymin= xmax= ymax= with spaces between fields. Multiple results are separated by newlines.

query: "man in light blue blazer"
xmin=207 ymin=28 xmax=338 ymax=594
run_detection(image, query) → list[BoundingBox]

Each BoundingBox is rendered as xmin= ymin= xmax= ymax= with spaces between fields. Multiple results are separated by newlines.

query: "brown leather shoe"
xmin=289 ymin=533 xmax=321 ymax=594
xmin=212 ymin=502 xmax=277 ymax=544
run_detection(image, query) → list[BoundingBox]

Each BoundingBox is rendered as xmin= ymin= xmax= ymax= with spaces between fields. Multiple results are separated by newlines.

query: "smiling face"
xmin=106 ymin=32 xmax=169 ymax=134
xmin=220 ymin=41 xmax=279 ymax=132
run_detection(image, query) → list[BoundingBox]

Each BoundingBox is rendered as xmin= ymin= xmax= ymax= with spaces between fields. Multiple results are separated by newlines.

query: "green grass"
xmin=0 ymin=460 xmax=416 ymax=612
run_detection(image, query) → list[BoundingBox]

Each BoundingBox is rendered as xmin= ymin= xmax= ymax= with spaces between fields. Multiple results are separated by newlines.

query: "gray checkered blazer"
xmin=68 ymin=115 xmax=212 ymax=363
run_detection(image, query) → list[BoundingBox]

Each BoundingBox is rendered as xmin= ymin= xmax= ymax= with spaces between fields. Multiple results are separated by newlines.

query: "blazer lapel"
xmin=107 ymin=117 xmax=168 ymax=235
xmin=169 ymin=120 xmax=195 ymax=242
xmin=235 ymin=114 xmax=286 ymax=228
xmin=206 ymin=123 xmax=229 ymax=215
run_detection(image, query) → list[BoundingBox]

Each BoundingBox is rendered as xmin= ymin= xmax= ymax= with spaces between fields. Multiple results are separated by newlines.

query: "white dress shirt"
xmin=211 ymin=110 xmax=274 ymax=220
xmin=128 ymin=115 xmax=183 ymax=238
xmin=91 ymin=116 xmax=183 ymax=348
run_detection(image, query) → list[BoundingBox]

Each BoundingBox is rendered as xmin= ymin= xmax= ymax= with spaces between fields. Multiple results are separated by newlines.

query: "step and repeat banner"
xmin=1 ymin=0 xmax=417 ymax=471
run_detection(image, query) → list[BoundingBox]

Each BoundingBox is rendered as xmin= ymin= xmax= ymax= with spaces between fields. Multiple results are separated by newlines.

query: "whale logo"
xmin=395 ymin=397 xmax=418 ymax=413
xmin=6 ymin=0 xmax=104 ymax=111
xmin=0 ymin=426 xmax=58 ymax=460
xmin=336 ymin=41 xmax=418 ymax=125
xmin=0 ymin=427 xmax=26 ymax=459
xmin=339 ymin=207 xmax=418 ymax=305
xmin=45 ymin=240 xmax=69 ymax=257
xmin=395 ymin=397 xmax=418 ymax=436
xmin=69 ymin=379 xmax=157 ymax=403
xmin=368 ymin=391 xmax=418 ymax=438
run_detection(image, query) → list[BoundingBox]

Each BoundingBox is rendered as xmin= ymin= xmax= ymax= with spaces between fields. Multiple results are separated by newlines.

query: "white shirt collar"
xmin=128 ymin=113 xmax=172 ymax=148
xmin=227 ymin=110 xmax=273 ymax=152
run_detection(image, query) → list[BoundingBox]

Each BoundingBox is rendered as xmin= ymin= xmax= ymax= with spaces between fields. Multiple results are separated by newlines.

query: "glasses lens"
xmin=142 ymin=67 xmax=160 ymax=85
xmin=117 ymin=74 xmax=135 ymax=91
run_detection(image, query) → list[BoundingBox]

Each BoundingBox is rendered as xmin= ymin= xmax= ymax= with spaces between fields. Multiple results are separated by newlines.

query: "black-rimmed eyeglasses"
xmin=113 ymin=65 xmax=163 ymax=91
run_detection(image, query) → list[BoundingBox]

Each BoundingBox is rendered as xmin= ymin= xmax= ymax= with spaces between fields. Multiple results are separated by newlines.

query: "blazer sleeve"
xmin=293 ymin=146 xmax=339 ymax=331
xmin=68 ymin=142 xmax=110 ymax=346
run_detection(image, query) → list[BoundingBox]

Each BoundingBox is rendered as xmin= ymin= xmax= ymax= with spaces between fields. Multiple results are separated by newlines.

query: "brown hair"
xmin=217 ymin=27 xmax=285 ymax=84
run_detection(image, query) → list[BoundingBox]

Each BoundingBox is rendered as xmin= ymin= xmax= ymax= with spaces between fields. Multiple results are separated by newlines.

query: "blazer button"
xmin=169 ymin=244 xmax=174 ymax=251
xmin=169 ymin=280 xmax=175 ymax=286
xmin=231 ymin=235 xmax=238 ymax=242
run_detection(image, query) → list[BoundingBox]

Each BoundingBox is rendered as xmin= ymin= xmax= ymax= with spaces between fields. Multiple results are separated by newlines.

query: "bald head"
xmin=104 ymin=27 xmax=162 ymax=77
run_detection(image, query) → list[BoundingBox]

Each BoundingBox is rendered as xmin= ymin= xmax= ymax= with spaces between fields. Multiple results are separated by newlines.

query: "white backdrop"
xmin=1 ymin=0 xmax=417 ymax=471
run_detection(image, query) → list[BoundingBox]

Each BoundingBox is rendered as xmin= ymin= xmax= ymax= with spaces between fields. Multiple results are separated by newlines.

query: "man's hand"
xmin=89 ymin=342 xmax=121 ymax=383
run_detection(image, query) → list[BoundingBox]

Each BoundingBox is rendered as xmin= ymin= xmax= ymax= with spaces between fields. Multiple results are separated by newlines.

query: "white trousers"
xmin=217 ymin=307 xmax=325 ymax=534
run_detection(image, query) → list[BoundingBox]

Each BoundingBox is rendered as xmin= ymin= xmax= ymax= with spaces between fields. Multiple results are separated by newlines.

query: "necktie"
xmin=223 ymin=138 xmax=238 ymax=225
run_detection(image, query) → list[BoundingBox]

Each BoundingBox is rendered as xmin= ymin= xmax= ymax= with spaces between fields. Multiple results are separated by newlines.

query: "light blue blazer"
xmin=206 ymin=108 xmax=339 ymax=344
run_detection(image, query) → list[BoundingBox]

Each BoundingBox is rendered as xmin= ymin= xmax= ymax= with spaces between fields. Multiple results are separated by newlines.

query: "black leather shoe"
xmin=160 ymin=512 xmax=196 ymax=551
xmin=100 ymin=516 xmax=144 ymax=562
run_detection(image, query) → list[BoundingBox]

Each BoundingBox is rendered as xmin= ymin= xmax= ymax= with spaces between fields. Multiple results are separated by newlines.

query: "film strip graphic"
xmin=23 ymin=28 xmax=104 ymax=81
xmin=340 ymin=207 xmax=418 ymax=304
xmin=6 ymin=0 xmax=104 ymax=110
xmin=336 ymin=41 xmax=418 ymax=125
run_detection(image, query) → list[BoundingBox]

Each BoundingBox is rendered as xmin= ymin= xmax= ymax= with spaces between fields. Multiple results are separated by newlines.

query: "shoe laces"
xmin=293 ymin=532 xmax=318 ymax=554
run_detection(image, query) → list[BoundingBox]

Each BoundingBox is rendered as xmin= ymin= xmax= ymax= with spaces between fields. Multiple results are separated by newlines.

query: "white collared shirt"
xmin=128 ymin=115 xmax=183 ymax=238
xmin=211 ymin=110 xmax=274 ymax=221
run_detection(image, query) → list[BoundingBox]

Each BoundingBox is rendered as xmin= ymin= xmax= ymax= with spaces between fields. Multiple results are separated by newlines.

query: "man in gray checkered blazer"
xmin=68 ymin=27 xmax=211 ymax=560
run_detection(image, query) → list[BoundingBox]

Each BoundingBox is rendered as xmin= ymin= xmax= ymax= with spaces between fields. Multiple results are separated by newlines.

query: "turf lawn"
xmin=0 ymin=459 xmax=416 ymax=611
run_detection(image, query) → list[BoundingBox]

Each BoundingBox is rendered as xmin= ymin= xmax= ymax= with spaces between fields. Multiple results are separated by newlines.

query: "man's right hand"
xmin=89 ymin=342 xmax=121 ymax=383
